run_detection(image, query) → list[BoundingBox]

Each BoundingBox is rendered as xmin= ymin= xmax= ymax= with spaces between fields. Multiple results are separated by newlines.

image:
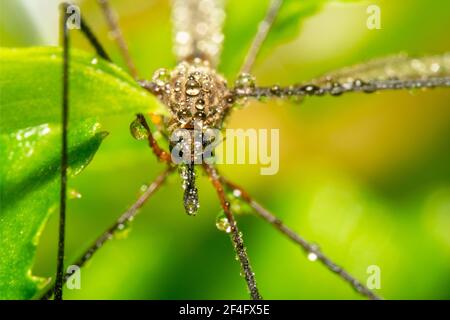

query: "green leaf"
xmin=220 ymin=0 xmax=360 ymax=78
xmin=0 ymin=46 xmax=167 ymax=134
xmin=0 ymin=120 xmax=107 ymax=299
xmin=0 ymin=46 xmax=167 ymax=299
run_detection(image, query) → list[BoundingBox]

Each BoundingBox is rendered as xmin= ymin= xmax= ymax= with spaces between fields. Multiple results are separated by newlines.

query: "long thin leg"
xmin=53 ymin=2 xmax=116 ymax=300
xmin=41 ymin=167 xmax=174 ymax=300
xmin=233 ymin=53 xmax=450 ymax=100
xmin=203 ymin=164 xmax=262 ymax=300
xmin=315 ymin=53 xmax=450 ymax=83
xmin=239 ymin=0 xmax=283 ymax=75
xmin=171 ymin=0 xmax=226 ymax=67
xmin=97 ymin=0 xmax=139 ymax=79
xmin=54 ymin=4 xmax=70 ymax=301
xmin=234 ymin=76 xmax=450 ymax=100
xmin=62 ymin=2 xmax=113 ymax=61
xmin=51 ymin=2 xmax=158 ymax=301
xmin=79 ymin=17 xmax=112 ymax=62
xmin=220 ymin=176 xmax=382 ymax=300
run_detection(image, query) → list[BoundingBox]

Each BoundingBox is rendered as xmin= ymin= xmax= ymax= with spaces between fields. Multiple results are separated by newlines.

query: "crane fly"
xmin=41 ymin=0 xmax=450 ymax=300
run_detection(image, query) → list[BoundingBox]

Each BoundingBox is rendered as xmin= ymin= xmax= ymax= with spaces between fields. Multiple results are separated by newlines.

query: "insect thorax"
xmin=151 ymin=58 xmax=232 ymax=132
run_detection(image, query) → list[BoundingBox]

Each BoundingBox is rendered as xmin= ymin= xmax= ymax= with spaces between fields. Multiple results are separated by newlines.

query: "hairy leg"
xmin=97 ymin=0 xmax=139 ymax=79
xmin=79 ymin=18 xmax=112 ymax=61
xmin=233 ymin=53 xmax=450 ymax=100
xmin=234 ymin=77 xmax=450 ymax=100
xmin=203 ymin=163 xmax=262 ymax=300
xmin=239 ymin=0 xmax=283 ymax=75
xmin=134 ymin=113 xmax=172 ymax=163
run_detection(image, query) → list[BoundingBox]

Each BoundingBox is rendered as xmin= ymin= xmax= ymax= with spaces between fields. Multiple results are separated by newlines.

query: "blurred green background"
xmin=1 ymin=0 xmax=449 ymax=299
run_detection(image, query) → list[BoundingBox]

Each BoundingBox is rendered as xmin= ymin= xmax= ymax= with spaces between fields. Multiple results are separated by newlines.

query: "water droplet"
xmin=184 ymin=191 xmax=199 ymax=215
xmin=362 ymin=82 xmax=377 ymax=93
xmin=195 ymin=99 xmax=205 ymax=110
xmin=330 ymin=82 xmax=344 ymax=96
xmin=192 ymin=71 xmax=201 ymax=80
xmin=302 ymin=84 xmax=319 ymax=95
xmin=226 ymin=95 xmax=235 ymax=105
xmin=307 ymin=252 xmax=318 ymax=261
xmin=129 ymin=118 xmax=148 ymax=140
xmin=181 ymin=164 xmax=200 ymax=215
xmin=285 ymin=86 xmax=295 ymax=96
xmin=152 ymin=68 xmax=170 ymax=86
xmin=202 ymin=80 xmax=214 ymax=92
xmin=140 ymin=184 xmax=148 ymax=194
xmin=216 ymin=213 xmax=232 ymax=233
xmin=194 ymin=111 xmax=206 ymax=120
xmin=353 ymin=79 xmax=364 ymax=88
xmin=235 ymin=73 xmax=256 ymax=95
xmin=186 ymin=77 xmax=201 ymax=96
xmin=114 ymin=220 xmax=132 ymax=239
xmin=430 ymin=63 xmax=441 ymax=73
xmin=307 ymin=243 xmax=320 ymax=261
xmin=232 ymin=189 xmax=242 ymax=198
xmin=91 ymin=58 xmax=98 ymax=65
xmin=270 ymin=85 xmax=281 ymax=96
xmin=176 ymin=109 xmax=192 ymax=124
xmin=68 ymin=188 xmax=82 ymax=200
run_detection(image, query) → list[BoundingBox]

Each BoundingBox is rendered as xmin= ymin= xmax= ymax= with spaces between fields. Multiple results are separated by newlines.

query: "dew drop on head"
xmin=185 ymin=77 xmax=201 ymax=96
